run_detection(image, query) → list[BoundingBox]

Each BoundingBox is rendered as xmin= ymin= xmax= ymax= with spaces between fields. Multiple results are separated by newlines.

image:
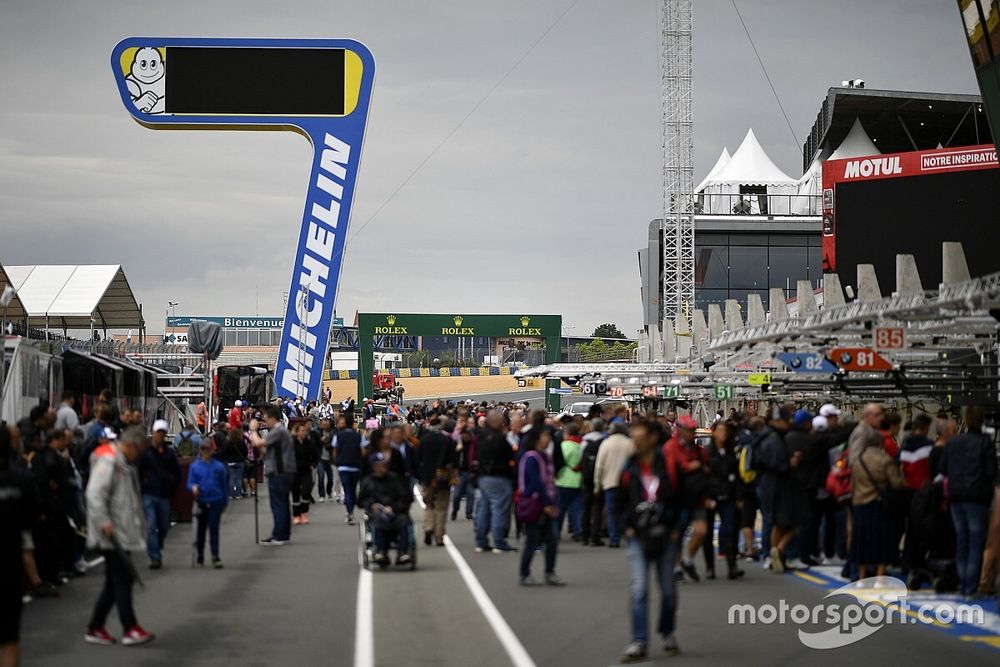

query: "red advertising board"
xmin=828 ymin=347 xmax=892 ymax=372
xmin=821 ymin=144 xmax=998 ymax=273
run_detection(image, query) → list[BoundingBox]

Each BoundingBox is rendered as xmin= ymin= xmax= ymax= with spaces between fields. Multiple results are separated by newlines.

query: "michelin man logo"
xmin=125 ymin=47 xmax=165 ymax=114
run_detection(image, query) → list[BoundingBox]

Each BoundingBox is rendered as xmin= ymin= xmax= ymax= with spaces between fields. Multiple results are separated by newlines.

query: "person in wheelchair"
xmin=359 ymin=451 xmax=413 ymax=566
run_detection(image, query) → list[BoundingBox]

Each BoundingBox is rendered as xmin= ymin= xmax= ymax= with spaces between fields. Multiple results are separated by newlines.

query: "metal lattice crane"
xmin=661 ymin=0 xmax=695 ymax=326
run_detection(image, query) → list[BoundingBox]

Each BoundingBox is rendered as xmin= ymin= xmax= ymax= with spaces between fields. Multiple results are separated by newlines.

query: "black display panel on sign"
xmin=164 ymin=47 xmax=345 ymax=115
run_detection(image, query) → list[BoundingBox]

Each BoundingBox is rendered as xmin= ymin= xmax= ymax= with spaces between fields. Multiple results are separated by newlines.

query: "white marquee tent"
xmin=696 ymin=128 xmax=797 ymax=214
xmin=794 ymin=118 xmax=880 ymax=213
xmin=2 ymin=264 xmax=143 ymax=334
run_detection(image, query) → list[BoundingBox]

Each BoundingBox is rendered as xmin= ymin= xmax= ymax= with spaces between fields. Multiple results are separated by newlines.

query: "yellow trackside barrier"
xmin=399 ymin=368 xmax=411 ymax=378
xmin=419 ymin=368 xmax=430 ymax=377
xmin=440 ymin=367 xmax=451 ymax=377
xmin=460 ymin=367 xmax=471 ymax=376
xmin=500 ymin=367 xmax=511 ymax=375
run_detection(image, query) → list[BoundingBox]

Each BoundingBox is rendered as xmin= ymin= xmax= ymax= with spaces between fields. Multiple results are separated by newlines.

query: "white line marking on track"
xmin=415 ymin=487 xmax=536 ymax=666
xmin=442 ymin=535 xmax=537 ymax=667
xmin=354 ymin=568 xmax=374 ymax=667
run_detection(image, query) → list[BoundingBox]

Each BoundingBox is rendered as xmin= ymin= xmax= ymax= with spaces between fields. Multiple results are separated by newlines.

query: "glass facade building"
xmin=694 ymin=231 xmax=823 ymax=312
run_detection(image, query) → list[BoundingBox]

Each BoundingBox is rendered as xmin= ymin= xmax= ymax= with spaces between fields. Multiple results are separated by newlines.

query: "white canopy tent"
xmin=697 ymin=129 xmax=798 ymax=214
xmin=794 ymin=118 xmax=880 ymax=213
xmin=694 ymin=147 xmax=730 ymax=194
xmin=3 ymin=265 xmax=143 ymax=336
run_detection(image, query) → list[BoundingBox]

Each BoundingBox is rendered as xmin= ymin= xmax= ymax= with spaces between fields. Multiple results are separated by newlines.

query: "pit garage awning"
xmin=3 ymin=265 xmax=144 ymax=331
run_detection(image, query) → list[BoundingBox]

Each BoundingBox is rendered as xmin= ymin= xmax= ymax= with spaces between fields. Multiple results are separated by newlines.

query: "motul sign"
xmin=843 ymin=156 xmax=902 ymax=179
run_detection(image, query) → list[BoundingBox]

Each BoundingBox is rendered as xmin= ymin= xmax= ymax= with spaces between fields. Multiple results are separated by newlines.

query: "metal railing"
xmin=693 ymin=193 xmax=821 ymax=216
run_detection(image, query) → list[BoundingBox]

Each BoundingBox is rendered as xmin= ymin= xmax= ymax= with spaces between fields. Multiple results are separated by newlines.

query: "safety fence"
xmin=327 ymin=366 xmax=516 ymax=381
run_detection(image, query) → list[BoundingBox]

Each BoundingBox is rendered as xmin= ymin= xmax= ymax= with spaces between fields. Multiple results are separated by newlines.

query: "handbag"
xmin=825 ymin=448 xmax=853 ymax=505
xmin=515 ymin=451 xmax=544 ymax=524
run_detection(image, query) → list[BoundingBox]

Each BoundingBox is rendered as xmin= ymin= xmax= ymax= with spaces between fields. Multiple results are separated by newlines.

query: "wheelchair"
xmin=357 ymin=509 xmax=417 ymax=571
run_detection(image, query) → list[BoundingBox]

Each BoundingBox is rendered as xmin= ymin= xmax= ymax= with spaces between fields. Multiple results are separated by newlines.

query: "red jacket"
xmin=228 ymin=408 xmax=244 ymax=431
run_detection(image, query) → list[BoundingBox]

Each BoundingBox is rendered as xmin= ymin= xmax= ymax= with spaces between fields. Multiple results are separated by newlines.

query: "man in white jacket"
xmin=84 ymin=426 xmax=155 ymax=647
xmin=593 ymin=422 xmax=635 ymax=548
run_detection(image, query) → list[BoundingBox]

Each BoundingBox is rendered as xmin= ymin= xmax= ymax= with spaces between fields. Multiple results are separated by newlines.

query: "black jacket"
xmin=139 ymin=444 xmax=181 ymax=499
xmin=707 ymin=445 xmax=739 ymax=503
xmin=940 ymin=429 xmax=998 ymax=503
xmin=359 ymin=471 xmax=412 ymax=515
xmin=614 ymin=451 xmax=681 ymax=536
xmin=475 ymin=427 xmax=514 ymax=478
xmin=580 ymin=432 xmax=606 ymax=486
xmin=418 ymin=429 xmax=457 ymax=486
xmin=333 ymin=429 xmax=364 ymax=469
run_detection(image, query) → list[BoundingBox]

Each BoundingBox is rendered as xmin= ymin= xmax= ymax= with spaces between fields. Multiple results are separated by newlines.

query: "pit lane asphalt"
xmin=21 ymin=483 xmax=996 ymax=666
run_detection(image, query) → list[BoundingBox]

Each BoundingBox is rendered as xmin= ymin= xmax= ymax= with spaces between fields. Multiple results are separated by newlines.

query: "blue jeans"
xmin=604 ymin=489 xmax=621 ymax=545
xmin=317 ymin=461 xmax=333 ymax=498
xmin=339 ymin=469 xmax=360 ymax=515
xmin=475 ymin=476 xmax=513 ymax=549
xmin=227 ymin=463 xmax=244 ymax=498
xmin=267 ymin=474 xmax=293 ymax=541
xmin=556 ymin=487 xmax=582 ymax=537
xmin=195 ymin=502 xmax=225 ymax=559
xmin=142 ymin=495 xmax=171 ymax=562
xmin=452 ymin=471 xmax=476 ymax=518
xmin=950 ymin=501 xmax=990 ymax=596
xmin=627 ymin=538 xmax=679 ymax=646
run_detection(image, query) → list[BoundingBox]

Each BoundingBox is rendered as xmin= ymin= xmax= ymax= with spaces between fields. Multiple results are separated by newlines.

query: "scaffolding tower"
xmin=660 ymin=0 xmax=695 ymax=325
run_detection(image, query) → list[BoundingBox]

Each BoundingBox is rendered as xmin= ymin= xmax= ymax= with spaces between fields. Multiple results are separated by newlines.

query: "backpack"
xmin=176 ymin=431 xmax=198 ymax=457
xmin=738 ymin=445 xmax=757 ymax=485
xmin=825 ymin=447 xmax=852 ymax=505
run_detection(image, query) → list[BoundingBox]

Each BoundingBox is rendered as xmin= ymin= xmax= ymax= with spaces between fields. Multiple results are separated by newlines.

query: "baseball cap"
xmin=235 ymin=400 xmax=243 ymax=407
xmin=368 ymin=451 xmax=388 ymax=466
xmin=152 ymin=419 xmax=169 ymax=433
xmin=819 ymin=403 xmax=841 ymax=417
xmin=793 ymin=409 xmax=813 ymax=427
xmin=676 ymin=415 xmax=698 ymax=430
xmin=812 ymin=415 xmax=829 ymax=432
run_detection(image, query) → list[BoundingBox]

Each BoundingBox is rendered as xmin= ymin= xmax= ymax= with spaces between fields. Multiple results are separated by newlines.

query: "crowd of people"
xmin=2 ymin=387 xmax=998 ymax=665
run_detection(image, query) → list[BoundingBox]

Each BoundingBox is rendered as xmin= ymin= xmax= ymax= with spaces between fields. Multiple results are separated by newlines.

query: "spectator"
xmin=1 ymin=424 xmax=38 ymax=666
xmin=474 ymin=412 xmax=516 ymax=553
xmin=187 ymin=441 xmax=229 ymax=568
xmin=594 ymin=422 xmax=635 ymax=548
xmin=172 ymin=421 xmax=202 ymax=458
xmin=418 ymin=417 xmax=457 ymax=547
xmin=939 ymin=406 xmax=998 ymax=597
xmin=706 ymin=421 xmax=743 ymax=580
xmin=138 ymin=420 xmax=180 ymax=570
xmin=249 ymin=405 xmax=296 ymax=546
xmin=664 ymin=415 xmax=710 ymax=582
xmin=617 ymin=418 xmax=681 ymax=661
xmin=851 ymin=424 xmax=905 ymax=579
xmin=84 ymin=426 xmax=154 ymax=646
xmin=580 ymin=418 xmax=607 ymax=546
xmin=517 ymin=425 xmax=563 ymax=586
xmin=332 ymin=417 xmax=365 ymax=525
xmin=54 ymin=391 xmax=80 ymax=433
xmin=555 ymin=422 xmax=584 ymax=541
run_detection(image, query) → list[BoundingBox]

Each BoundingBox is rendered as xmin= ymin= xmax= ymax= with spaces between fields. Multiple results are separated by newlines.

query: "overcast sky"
xmin=0 ymin=0 xmax=978 ymax=336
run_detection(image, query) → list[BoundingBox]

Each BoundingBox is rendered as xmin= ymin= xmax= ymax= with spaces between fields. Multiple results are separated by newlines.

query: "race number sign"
xmin=581 ymin=381 xmax=608 ymax=396
xmin=111 ymin=38 xmax=376 ymax=400
xmin=747 ymin=372 xmax=771 ymax=386
xmin=777 ymin=352 xmax=838 ymax=375
xmin=713 ymin=385 xmax=733 ymax=400
xmin=873 ymin=327 xmax=906 ymax=351
xmin=829 ymin=347 xmax=892 ymax=371
xmin=609 ymin=386 xmax=626 ymax=398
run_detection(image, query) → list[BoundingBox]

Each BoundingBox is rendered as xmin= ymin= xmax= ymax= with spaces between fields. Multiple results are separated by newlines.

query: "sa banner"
xmin=111 ymin=37 xmax=376 ymax=400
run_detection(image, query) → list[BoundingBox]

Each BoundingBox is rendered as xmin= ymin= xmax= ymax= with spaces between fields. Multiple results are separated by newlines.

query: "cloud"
xmin=0 ymin=0 xmax=979 ymax=337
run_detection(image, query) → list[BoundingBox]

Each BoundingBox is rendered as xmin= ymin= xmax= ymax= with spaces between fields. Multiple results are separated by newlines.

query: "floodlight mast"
xmin=661 ymin=0 xmax=695 ymax=331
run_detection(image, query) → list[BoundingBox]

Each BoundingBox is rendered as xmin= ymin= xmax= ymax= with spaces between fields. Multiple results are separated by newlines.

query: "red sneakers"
xmin=84 ymin=628 xmax=116 ymax=645
xmin=121 ymin=625 xmax=155 ymax=646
